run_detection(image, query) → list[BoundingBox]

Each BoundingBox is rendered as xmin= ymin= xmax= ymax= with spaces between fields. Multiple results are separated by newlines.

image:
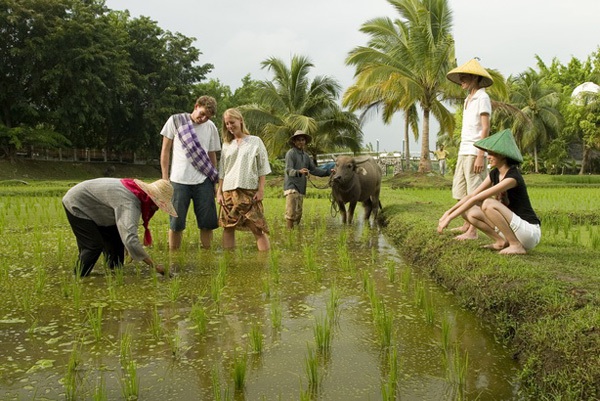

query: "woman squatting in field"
xmin=437 ymin=129 xmax=541 ymax=255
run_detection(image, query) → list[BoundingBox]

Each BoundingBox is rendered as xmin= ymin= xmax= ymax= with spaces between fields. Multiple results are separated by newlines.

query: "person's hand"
xmin=253 ymin=189 xmax=264 ymax=202
xmin=155 ymin=264 xmax=166 ymax=275
xmin=473 ymin=154 xmax=485 ymax=174
xmin=299 ymin=168 xmax=309 ymax=176
xmin=437 ymin=217 xmax=450 ymax=234
xmin=155 ymin=264 xmax=173 ymax=278
xmin=216 ymin=191 xmax=224 ymax=205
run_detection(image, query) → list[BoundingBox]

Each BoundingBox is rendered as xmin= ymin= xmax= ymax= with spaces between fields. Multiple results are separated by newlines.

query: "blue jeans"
xmin=170 ymin=180 xmax=218 ymax=231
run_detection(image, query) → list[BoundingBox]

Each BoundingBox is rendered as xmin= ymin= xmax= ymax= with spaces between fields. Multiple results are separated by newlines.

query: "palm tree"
xmin=509 ymin=69 xmax=562 ymax=172
xmin=344 ymin=0 xmax=455 ymax=173
xmin=240 ymin=55 xmax=362 ymax=161
xmin=343 ymin=67 xmax=420 ymax=167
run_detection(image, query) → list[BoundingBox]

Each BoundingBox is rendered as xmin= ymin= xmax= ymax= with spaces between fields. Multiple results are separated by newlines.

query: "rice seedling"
xmin=262 ymin=277 xmax=271 ymax=299
xmin=147 ymin=305 xmax=163 ymax=340
xmin=270 ymin=297 xmax=282 ymax=330
xmin=413 ymin=280 xmax=425 ymax=308
xmin=375 ymin=301 xmax=394 ymax=348
xmin=70 ymin=276 xmax=83 ymax=310
xmin=447 ymin=344 xmax=469 ymax=396
xmin=380 ymin=347 xmax=399 ymax=401
xmin=231 ymin=351 xmax=248 ymax=392
xmin=400 ymin=267 xmax=411 ymax=291
xmin=248 ymin=323 xmax=264 ymax=354
xmin=364 ymin=273 xmax=376 ymax=308
xmin=424 ymin=296 xmax=435 ymax=325
xmin=210 ymin=272 xmax=225 ymax=314
xmin=63 ymin=341 xmax=82 ymax=401
xmin=269 ymin=249 xmax=281 ymax=284
xmin=114 ymin=265 xmax=125 ymax=286
xmin=326 ymin=284 xmax=341 ymax=324
xmin=15 ymin=289 xmax=34 ymax=314
xmin=168 ymin=275 xmax=181 ymax=302
xmin=303 ymin=246 xmax=321 ymax=281
xmin=304 ymin=344 xmax=321 ymax=392
xmin=33 ymin=265 xmax=47 ymax=294
xmin=313 ymin=313 xmax=333 ymax=352
xmin=211 ymin=366 xmax=230 ymax=401
xmin=119 ymin=326 xmax=133 ymax=364
xmin=190 ymin=298 xmax=208 ymax=336
xmin=92 ymin=375 xmax=107 ymax=401
xmin=385 ymin=260 xmax=396 ymax=283
xmin=27 ymin=319 xmax=38 ymax=337
xmin=86 ymin=305 xmax=103 ymax=342
xmin=120 ymin=358 xmax=139 ymax=400
xmin=337 ymin=229 xmax=348 ymax=247
xmin=165 ymin=328 xmax=185 ymax=360
xmin=104 ymin=271 xmax=117 ymax=302
xmin=337 ymin=243 xmax=354 ymax=272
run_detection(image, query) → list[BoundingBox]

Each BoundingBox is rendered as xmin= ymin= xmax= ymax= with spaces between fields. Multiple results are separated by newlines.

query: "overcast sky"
xmin=105 ymin=0 xmax=600 ymax=154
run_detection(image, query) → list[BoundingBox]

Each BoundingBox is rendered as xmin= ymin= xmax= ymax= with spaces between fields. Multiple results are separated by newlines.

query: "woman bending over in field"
xmin=437 ymin=129 xmax=541 ymax=255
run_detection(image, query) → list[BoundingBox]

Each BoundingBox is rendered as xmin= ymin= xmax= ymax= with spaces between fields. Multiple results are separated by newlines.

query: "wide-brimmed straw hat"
xmin=474 ymin=129 xmax=523 ymax=163
xmin=447 ymin=58 xmax=494 ymax=88
xmin=289 ymin=130 xmax=312 ymax=145
xmin=134 ymin=179 xmax=178 ymax=217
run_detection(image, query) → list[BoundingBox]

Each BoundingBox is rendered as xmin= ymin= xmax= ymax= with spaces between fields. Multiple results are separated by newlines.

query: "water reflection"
xmin=0 ymin=203 xmax=519 ymax=400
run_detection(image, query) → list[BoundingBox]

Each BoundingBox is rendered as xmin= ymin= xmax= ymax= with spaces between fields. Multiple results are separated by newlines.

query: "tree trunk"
xmin=579 ymin=144 xmax=591 ymax=175
xmin=534 ymin=146 xmax=539 ymax=173
xmin=418 ymin=109 xmax=432 ymax=173
xmin=404 ymin=114 xmax=410 ymax=167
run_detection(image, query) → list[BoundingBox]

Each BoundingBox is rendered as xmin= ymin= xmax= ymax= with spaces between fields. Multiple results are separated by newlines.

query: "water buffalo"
xmin=330 ymin=155 xmax=382 ymax=224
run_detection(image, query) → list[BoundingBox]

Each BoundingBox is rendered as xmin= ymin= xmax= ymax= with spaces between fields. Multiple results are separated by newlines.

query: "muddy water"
xmin=0 ymin=204 xmax=520 ymax=400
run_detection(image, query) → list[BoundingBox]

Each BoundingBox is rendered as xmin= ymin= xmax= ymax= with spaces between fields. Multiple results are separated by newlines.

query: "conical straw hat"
xmin=289 ymin=130 xmax=312 ymax=145
xmin=134 ymin=179 xmax=178 ymax=216
xmin=447 ymin=58 xmax=494 ymax=88
xmin=474 ymin=129 xmax=523 ymax=163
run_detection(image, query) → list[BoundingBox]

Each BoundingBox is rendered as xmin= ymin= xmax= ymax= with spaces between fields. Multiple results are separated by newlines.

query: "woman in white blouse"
xmin=216 ymin=108 xmax=271 ymax=251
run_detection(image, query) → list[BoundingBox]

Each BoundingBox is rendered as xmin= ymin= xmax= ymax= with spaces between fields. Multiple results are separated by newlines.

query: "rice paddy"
xmin=0 ymin=182 xmax=524 ymax=400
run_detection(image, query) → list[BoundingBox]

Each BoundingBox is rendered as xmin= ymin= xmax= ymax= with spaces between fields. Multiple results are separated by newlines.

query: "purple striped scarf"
xmin=175 ymin=113 xmax=219 ymax=183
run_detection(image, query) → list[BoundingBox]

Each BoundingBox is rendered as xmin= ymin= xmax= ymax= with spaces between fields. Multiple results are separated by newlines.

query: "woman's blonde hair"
xmin=221 ymin=108 xmax=250 ymax=143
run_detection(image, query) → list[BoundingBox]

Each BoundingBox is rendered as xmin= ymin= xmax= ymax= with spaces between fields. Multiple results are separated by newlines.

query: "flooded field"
xmin=0 ymin=194 xmax=520 ymax=400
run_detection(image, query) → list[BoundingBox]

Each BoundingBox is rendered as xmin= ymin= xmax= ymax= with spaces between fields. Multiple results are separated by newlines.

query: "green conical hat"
xmin=474 ymin=129 xmax=523 ymax=163
xmin=447 ymin=58 xmax=494 ymax=88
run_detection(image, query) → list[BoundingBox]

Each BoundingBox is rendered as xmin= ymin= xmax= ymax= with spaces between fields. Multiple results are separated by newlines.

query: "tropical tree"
xmin=508 ymin=69 xmax=563 ymax=173
xmin=241 ymin=54 xmax=362 ymax=161
xmin=344 ymin=0 xmax=456 ymax=172
xmin=540 ymin=51 xmax=600 ymax=174
xmin=343 ymin=68 xmax=420 ymax=166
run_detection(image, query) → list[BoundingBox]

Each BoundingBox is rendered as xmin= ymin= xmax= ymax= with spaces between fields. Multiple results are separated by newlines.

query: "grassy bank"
xmin=380 ymin=172 xmax=600 ymax=400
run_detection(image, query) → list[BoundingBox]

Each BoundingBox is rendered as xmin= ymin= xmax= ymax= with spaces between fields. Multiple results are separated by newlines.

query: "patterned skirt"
xmin=219 ymin=188 xmax=269 ymax=235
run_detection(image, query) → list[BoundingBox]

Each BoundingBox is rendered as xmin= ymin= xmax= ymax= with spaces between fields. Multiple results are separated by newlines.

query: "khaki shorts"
xmin=452 ymin=155 xmax=486 ymax=200
xmin=285 ymin=191 xmax=304 ymax=222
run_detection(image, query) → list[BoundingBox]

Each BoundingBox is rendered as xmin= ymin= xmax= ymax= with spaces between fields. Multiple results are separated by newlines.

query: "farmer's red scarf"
xmin=120 ymin=179 xmax=157 ymax=246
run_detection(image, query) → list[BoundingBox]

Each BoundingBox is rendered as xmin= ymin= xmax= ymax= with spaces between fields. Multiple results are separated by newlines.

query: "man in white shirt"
xmin=160 ymin=96 xmax=221 ymax=250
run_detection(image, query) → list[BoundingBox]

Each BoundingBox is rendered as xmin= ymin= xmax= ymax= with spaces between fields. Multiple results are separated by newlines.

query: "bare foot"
xmin=498 ymin=245 xmax=527 ymax=255
xmin=481 ymin=242 xmax=508 ymax=250
xmin=454 ymin=232 xmax=478 ymax=240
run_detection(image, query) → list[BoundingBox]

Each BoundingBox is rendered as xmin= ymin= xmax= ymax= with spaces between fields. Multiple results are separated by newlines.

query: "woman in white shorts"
xmin=438 ymin=129 xmax=541 ymax=255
